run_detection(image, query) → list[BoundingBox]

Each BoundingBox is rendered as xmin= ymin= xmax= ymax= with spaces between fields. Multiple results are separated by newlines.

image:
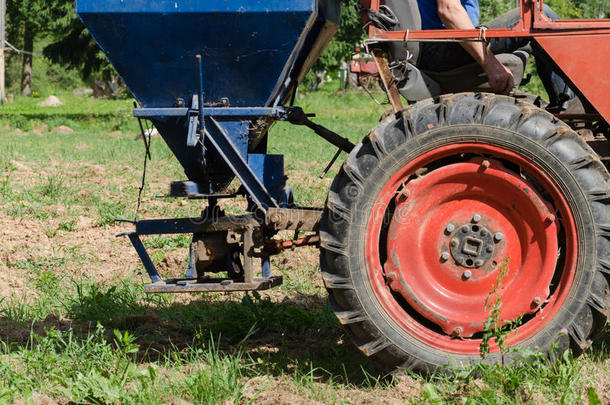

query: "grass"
xmin=0 ymin=81 xmax=608 ymax=404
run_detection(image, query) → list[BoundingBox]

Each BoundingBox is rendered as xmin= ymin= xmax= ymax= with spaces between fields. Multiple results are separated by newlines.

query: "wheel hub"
xmin=446 ymin=221 xmax=496 ymax=269
xmin=381 ymin=157 xmax=559 ymax=338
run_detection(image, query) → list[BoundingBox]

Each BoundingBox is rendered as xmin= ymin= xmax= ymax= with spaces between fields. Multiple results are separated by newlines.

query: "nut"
xmin=481 ymin=160 xmax=491 ymax=169
xmin=494 ymin=232 xmax=504 ymax=243
xmin=445 ymin=224 xmax=455 ymax=234
xmin=440 ymin=252 xmax=450 ymax=262
xmin=452 ymin=327 xmax=464 ymax=337
xmin=472 ymin=214 xmax=481 ymax=223
xmin=463 ymin=270 xmax=472 ymax=279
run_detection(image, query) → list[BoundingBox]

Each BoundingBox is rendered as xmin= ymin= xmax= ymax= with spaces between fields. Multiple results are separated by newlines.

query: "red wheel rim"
xmin=365 ymin=143 xmax=577 ymax=354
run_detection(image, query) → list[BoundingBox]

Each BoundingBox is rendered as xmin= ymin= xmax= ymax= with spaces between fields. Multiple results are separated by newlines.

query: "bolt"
xmin=472 ymin=214 xmax=481 ymax=223
xmin=486 ymin=246 xmax=494 ymax=253
xmin=445 ymin=224 xmax=455 ymax=234
xmin=440 ymin=252 xmax=450 ymax=262
xmin=463 ymin=270 xmax=472 ymax=279
xmin=480 ymin=229 xmax=488 ymax=237
xmin=474 ymin=259 xmax=484 ymax=267
xmin=270 ymin=214 xmax=280 ymax=224
xmin=456 ymin=257 xmax=465 ymax=266
xmin=494 ymin=232 xmax=504 ymax=243
xmin=461 ymin=226 xmax=470 ymax=233
xmin=452 ymin=327 xmax=464 ymax=337
xmin=481 ymin=160 xmax=491 ymax=169
xmin=396 ymin=189 xmax=410 ymax=202
xmin=532 ymin=296 xmax=543 ymax=308
xmin=450 ymin=238 xmax=459 ymax=248
xmin=545 ymin=213 xmax=556 ymax=225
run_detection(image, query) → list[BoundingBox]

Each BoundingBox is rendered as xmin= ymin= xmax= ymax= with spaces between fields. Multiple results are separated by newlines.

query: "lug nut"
xmin=440 ymin=252 xmax=450 ymax=262
xmin=445 ymin=224 xmax=455 ymax=234
xmin=532 ymin=296 xmax=543 ymax=308
xmin=481 ymin=160 xmax=491 ymax=169
xmin=450 ymin=238 xmax=459 ymax=248
xmin=472 ymin=214 xmax=481 ymax=223
xmin=486 ymin=246 xmax=494 ymax=253
xmin=494 ymin=232 xmax=504 ymax=243
xmin=452 ymin=327 xmax=464 ymax=337
xmin=461 ymin=226 xmax=470 ymax=233
xmin=474 ymin=259 xmax=484 ymax=267
xmin=457 ymin=257 xmax=465 ymax=266
xmin=463 ymin=270 xmax=472 ymax=279
xmin=480 ymin=229 xmax=488 ymax=237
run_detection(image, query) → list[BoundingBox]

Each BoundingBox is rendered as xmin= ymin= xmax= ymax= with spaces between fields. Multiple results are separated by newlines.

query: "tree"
xmin=43 ymin=3 xmax=116 ymax=82
xmin=6 ymin=0 xmax=59 ymax=96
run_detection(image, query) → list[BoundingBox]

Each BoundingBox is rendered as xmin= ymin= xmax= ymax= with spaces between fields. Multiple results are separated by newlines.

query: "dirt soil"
xmin=0 ymin=211 xmax=142 ymax=298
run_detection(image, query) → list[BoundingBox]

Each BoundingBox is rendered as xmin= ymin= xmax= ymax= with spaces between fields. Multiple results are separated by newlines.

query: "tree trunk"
xmin=21 ymin=25 xmax=33 ymax=97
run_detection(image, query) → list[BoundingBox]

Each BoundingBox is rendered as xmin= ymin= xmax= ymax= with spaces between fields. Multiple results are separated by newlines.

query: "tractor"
xmin=75 ymin=0 xmax=610 ymax=372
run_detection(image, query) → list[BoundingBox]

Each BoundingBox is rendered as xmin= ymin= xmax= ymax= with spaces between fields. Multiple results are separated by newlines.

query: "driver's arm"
xmin=437 ymin=0 xmax=515 ymax=94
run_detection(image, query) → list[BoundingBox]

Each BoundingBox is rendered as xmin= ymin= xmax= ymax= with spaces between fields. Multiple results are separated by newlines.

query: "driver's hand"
xmin=484 ymin=57 xmax=515 ymax=95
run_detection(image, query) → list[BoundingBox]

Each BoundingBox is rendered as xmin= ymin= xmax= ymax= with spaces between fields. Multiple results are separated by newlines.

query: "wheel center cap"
xmin=448 ymin=222 xmax=496 ymax=269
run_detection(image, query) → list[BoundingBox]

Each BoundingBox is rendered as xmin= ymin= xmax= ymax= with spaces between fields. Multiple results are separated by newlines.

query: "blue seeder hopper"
xmin=76 ymin=0 xmax=346 ymax=292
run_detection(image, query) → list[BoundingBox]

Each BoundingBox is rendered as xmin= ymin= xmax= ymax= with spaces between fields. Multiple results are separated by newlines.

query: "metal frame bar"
xmin=127 ymin=233 xmax=162 ymax=283
xmin=205 ymin=117 xmax=279 ymax=211
xmin=363 ymin=0 xmax=610 ymax=43
xmin=133 ymin=107 xmax=285 ymax=119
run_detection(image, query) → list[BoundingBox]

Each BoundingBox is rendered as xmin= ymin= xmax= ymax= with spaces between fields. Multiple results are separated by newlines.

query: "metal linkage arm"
xmin=285 ymin=107 xmax=355 ymax=153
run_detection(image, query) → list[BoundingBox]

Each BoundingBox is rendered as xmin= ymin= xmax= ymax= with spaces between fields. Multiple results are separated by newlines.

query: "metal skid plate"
xmin=145 ymin=276 xmax=283 ymax=293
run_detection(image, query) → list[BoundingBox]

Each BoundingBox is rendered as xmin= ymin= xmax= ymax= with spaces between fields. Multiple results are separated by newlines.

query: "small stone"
xmin=72 ymin=88 xmax=94 ymax=96
xmin=37 ymin=95 xmax=64 ymax=107
xmin=52 ymin=125 xmax=75 ymax=134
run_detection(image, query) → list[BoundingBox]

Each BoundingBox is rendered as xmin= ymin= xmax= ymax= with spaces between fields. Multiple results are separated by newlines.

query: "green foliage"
xmin=43 ymin=2 xmax=117 ymax=81
xmin=480 ymin=257 xmax=523 ymax=366
xmin=6 ymin=0 xmax=55 ymax=40
xmin=479 ymin=0 xmax=513 ymax=22
xmin=313 ymin=1 xmax=366 ymax=73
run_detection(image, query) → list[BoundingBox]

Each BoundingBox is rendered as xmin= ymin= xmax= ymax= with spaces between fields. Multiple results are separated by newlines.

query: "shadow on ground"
xmin=0 ymin=285 xmax=386 ymax=386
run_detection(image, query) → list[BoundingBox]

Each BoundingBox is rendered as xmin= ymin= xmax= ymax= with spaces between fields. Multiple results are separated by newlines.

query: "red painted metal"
xmin=361 ymin=0 xmax=610 ymax=123
xmin=365 ymin=144 xmax=578 ymax=354
xmin=537 ymin=35 xmax=610 ymax=124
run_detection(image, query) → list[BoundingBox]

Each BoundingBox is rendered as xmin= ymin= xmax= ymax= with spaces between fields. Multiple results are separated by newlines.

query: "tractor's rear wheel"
xmin=320 ymin=93 xmax=610 ymax=372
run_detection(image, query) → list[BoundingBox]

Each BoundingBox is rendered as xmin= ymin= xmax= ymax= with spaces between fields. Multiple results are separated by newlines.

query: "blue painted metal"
xmin=76 ymin=0 xmax=318 ymax=108
xmin=133 ymin=107 xmax=286 ymax=119
xmin=262 ymin=259 xmax=272 ymax=279
xmin=127 ymin=233 xmax=162 ymax=282
xmin=206 ymin=117 xmax=278 ymax=211
xmin=248 ymin=154 xmax=286 ymax=204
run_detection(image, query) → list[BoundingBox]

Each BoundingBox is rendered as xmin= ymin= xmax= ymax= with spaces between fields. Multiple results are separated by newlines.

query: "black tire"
xmin=320 ymin=93 xmax=610 ymax=372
